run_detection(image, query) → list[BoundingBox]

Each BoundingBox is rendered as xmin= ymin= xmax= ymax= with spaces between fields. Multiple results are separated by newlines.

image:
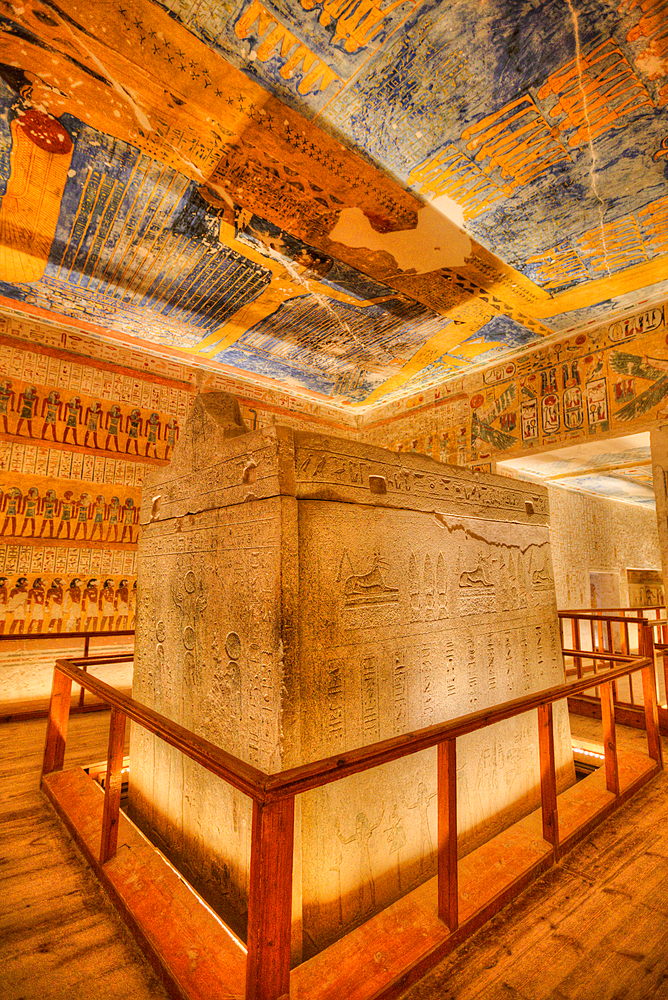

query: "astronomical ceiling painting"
xmin=0 ymin=0 xmax=667 ymax=408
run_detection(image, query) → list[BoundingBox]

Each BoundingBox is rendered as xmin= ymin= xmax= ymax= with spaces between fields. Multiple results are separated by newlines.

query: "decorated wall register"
xmin=128 ymin=392 xmax=574 ymax=957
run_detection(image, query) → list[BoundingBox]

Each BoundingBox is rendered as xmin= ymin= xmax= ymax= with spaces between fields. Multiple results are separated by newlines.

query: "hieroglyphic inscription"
xmin=537 ymin=37 xmax=653 ymax=147
xmin=460 ymin=96 xmax=570 ymax=192
xmin=294 ymin=443 xmax=549 ymax=518
xmin=235 ymin=0 xmax=343 ymax=96
xmin=466 ymin=635 xmax=478 ymax=709
xmin=445 ymin=639 xmax=455 ymax=697
xmin=361 ymin=654 xmax=380 ymax=741
xmin=420 ymin=645 xmax=434 ymax=723
xmin=393 ymin=650 xmax=408 ymax=733
xmin=327 ymin=658 xmax=345 ymax=741
xmin=408 ymin=145 xmax=505 ymax=219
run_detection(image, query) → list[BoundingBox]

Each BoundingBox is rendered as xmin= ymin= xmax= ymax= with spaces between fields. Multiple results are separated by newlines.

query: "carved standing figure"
xmin=105 ymin=404 xmax=122 ymax=451
xmin=8 ymin=577 xmax=29 ymax=634
xmin=56 ymin=491 xmax=75 ymax=539
xmin=164 ymin=416 xmax=179 ymax=459
xmin=62 ymin=396 xmax=82 ymax=445
xmin=90 ymin=495 xmax=107 ymax=540
xmin=98 ymin=578 xmax=116 ymax=631
xmin=1 ymin=488 xmax=23 ymax=536
xmin=27 ymin=578 xmax=45 ymax=632
xmin=335 ymin=806 xmax=384 ymax=918
xmin=107 ymin=496 xmax=121 ymax=541
xmin=15 ymin=385 xmax=38 ymax=437
xmin=0 ymin=379 xmax=14 ymax=433
xmin=46 ymin=578 xmax=64 ymax=632
xmin=41 ymin=390 xmax=61 ymax=440
xmin=64 ymin=578 xmax=82 ymax=632
xmin=145 ymin=411 xmax=161 ymax=457
xmin=39 ymin=489 xmax=59 ymax=537
xmin=21 ymin=487 xmax=40 ymax=537
xmin=83 ymin=578 xmax=99 ymax=630
xmin=84 ymin=400 xmax=103 ymax=448
xmin=125 ymin=408 xmax=142 ymax=454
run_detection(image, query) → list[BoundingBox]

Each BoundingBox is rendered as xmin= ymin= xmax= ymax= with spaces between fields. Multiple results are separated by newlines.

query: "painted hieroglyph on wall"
xmin=365 ymin=301 xmax=668 ymax=479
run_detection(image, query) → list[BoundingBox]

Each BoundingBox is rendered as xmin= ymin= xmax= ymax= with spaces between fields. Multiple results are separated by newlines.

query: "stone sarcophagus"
xmin=128 ymin=392 xmax=574 ymax=958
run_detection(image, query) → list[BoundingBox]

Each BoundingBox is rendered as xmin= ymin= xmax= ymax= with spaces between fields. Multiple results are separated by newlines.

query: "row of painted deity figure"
xmin=0 ymin=488 xmax=138 ymax=542
xmin=0 ymin=576 xmax=136 ymax=634
xmin=0 ymin=380 xmax=179 ymax=458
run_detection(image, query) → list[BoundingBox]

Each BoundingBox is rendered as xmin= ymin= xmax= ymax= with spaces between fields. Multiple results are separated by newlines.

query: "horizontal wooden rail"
xmin=49 ymin=652 xmax=653 ymax=804
xmin=560 ymin=607 xmax=668 ymax=731
xmin=558 ymin=612 xmax=648 ymax=624
xmin=59 ymin=653 xmax=134 ymax=666
xmin=0 ymin=629 xmax=134 ymax=641
xmin=47 ymin=657 xmax=266 ymax=802
xmin=262 ymin=657 xmax=654 ymax=800
xmin=561 ymin=650 xmax=638 ymax=663
xmin=42 ymin=618 xmax=662 ymax=1000
xmin=560 ymin=606 xmax=664 ymax=614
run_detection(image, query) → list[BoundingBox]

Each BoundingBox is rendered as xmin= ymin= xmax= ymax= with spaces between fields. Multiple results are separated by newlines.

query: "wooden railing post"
xmin=621 ymin=619 xmax=634 ymax=704
xmin=42 ymin=666 xmax=73 ymax=779
xmin=600 ymin=681 xmax=619 ymax=796
xmin=606 ymin=620 xmax=618 ymax=703
xmin=641 ymin=625 xmax=663 ymax=768
xmin=537 ymin=703 xmax=559 ymax=860
xmin=571 ymin=617 xmax=582 ymax=679
xmin=661 ymin=645 xmax=668 ymax=712
xmin=437 ymin=737 xmax=458 ymax=931
xmin=79 ymin=635 xmax=92 ymax=708
xmin=246 ymin=795 xmax=295 ymax=1000
xmin=99 ymin=708 xmax=127 ymax=865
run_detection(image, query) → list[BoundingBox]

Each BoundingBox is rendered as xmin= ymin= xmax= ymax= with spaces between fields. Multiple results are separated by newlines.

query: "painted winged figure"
xmin=610 ymin=351 xmax=668 ymax=421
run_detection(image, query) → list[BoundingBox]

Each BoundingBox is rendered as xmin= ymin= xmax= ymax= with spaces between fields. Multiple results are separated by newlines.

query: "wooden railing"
xmin=42 ymin=625 xmax=662 ymax=1000
xmin=0 ymin=629 xmax=134 ymax=713
xmin=559 ymin=609 xmax=668 ymax=715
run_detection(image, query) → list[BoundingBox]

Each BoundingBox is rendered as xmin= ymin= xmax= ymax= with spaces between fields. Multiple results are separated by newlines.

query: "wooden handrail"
xmin=559 ymin=606 xmax=664 ymax=614
xmin=261 ymin=656 xmax=653 ymax=800
xmin=561 ymin=650 xmax=637 ymax=662
xmin=48 ymin=658 xmax=266 ymax=802
xmin=62 ymin=653 xmax=134 ymax=666
xmin=49 ymin=652 xmax=652 ymax=803
xmin=558 ymin=612 xmax=648 ymax=624
xmin=42 ymin=617 xmax=663 ymax=1000
xmin=0 ymin=629 xmax=134 ymax=641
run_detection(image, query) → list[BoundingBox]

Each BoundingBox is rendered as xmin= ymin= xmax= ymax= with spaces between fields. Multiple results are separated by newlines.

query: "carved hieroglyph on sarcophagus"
xmin=128 ymin=392 xmax=574 ymax=958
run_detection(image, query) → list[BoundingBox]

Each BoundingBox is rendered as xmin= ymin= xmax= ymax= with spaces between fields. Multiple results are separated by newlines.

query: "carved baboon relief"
xmin=460 ymin=549 xmax=493 ymax=588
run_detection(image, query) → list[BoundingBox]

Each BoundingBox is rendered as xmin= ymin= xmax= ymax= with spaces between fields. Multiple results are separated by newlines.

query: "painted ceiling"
xmin=0 ymin=0 xmax=668 ymax=408
xmin=498 ymin=431 xmax=656 ymax=506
